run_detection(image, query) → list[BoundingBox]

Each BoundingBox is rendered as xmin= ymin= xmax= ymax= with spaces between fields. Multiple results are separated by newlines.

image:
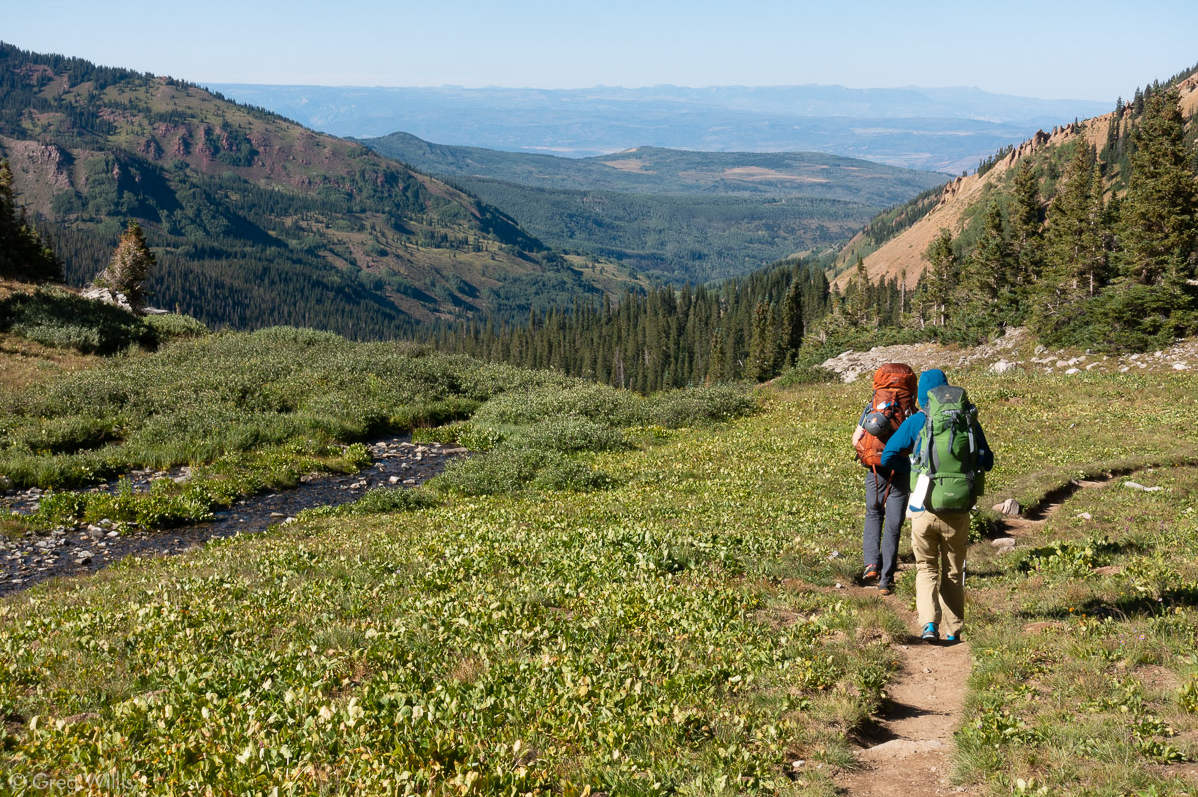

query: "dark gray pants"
xmin=863 ymin=468 xmax=910 ymax=588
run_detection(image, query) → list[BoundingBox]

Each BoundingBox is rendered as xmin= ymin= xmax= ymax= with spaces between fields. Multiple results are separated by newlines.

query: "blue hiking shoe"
xmin=921 ymin=622 xmax=939 ymax=641
xmin=945 ymin=633 xmax=963 ymax=644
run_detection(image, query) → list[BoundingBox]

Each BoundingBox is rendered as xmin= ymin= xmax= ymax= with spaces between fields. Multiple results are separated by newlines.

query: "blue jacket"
xmin=879 ymin=370 xmax=994 ymax=473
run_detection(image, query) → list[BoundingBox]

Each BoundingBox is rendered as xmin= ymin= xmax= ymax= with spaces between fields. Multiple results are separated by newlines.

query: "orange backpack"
xmin=854 ymin=363 xmax=917 ymax=468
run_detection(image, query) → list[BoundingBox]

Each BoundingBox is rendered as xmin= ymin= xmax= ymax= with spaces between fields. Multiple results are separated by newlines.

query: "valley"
xmin=2 ymin=28 xmax=1198 ymax=797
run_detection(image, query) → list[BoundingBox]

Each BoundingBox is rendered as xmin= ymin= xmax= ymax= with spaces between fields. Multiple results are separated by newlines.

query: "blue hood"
xmin=918 ymin=369 xmax=947 ymax=408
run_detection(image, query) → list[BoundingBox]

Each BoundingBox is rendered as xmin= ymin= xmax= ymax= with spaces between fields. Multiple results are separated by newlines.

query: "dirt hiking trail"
xmin=836 ymin=578 xmax=975 ymax=797
xmin=836 ymin=476 xmax=1116 ymax=795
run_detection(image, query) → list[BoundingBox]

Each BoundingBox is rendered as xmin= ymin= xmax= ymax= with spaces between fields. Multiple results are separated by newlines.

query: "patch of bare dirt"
xmin=837 ymin=593 xmax=976 ymax=796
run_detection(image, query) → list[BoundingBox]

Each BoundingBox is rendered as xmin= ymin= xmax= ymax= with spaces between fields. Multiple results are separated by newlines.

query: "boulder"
xmin=991 ymin=537 xmax=1016 ymax=551
xmin=81 ymin=286 xmax=134 ymax=313
xmin=990 ymin=360 xmax=1017 ymax=374
xmin=993 ymin=498 xmax=1021 ymax=517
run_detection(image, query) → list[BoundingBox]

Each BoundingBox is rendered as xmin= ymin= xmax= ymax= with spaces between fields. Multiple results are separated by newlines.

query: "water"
xmin=0 ymin=438 xmax=465 ymax=595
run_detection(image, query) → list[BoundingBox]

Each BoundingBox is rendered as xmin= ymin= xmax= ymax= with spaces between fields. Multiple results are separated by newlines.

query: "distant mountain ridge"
xmin=209 ymin=83 xmax=1113 ymax=173
xmin=361 ymin=132 xmax=948 ymax=283
xmin=0 ymin=42 xmax=640 ymax=336
xmin=362 ymin=132 xmax=949 ymax=204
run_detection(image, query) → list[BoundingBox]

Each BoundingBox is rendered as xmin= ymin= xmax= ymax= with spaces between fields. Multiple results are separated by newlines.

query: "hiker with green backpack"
xmin=880 ymin=369 xmax=993 ymax=644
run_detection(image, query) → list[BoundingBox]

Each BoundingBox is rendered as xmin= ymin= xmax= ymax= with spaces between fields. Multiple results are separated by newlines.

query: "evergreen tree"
xmin=0 ymin=160 xmax=63 ymax=282
xmin=1118 ymin=86 xmax=1198 ymax=287
xmin=93 ymin=221 xmax=156 ymax=311
xmin=1035 ymin=143 xmax=1107 ymax=336
xmin=1007 ymin=160 xmax=1044 ymax=297
xmin=956 ymin=200 xmax=1012 ymax=338
xmin=779 ymin=277 xmax=805 ymax=366
xmin=922 ymin=229 xmax=958 ymax=327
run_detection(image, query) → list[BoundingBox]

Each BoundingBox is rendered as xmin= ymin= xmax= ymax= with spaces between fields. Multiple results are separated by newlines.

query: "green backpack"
xmin=910 ymin=384 xmax=985 ymax=511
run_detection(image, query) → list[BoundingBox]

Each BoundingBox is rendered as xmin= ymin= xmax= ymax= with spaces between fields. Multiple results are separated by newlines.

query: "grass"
xmin=1 ymin=366 xmax=1198 ymax=793
xmin=958 ymin=464 xmax=1198 ymax=795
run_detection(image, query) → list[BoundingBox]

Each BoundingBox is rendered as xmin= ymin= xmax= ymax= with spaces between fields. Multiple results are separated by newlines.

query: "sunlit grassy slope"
xmin=2 ymin=371 xmax=1198 ymax=794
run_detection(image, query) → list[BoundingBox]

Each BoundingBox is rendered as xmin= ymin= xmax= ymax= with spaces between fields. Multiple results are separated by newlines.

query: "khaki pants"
xmin=910 ymin=509 xmax=970 ymax=635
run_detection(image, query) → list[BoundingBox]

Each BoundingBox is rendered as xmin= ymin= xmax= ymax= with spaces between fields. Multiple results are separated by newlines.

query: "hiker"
xmin=880 ymin=369 xmax=993 ymax=644
xmin=852 ymin=363 xmax=918 ymax=595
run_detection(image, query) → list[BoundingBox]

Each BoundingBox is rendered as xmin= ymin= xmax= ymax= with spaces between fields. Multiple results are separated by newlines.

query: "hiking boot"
xmin=921 ymin=622 xmax=939 ymax=641
xmin=862 ymin=564 xmax=880 ymax=583
xmin=944 ymin=633 xmax=963 ymax=644
xmin=878 ymin=583 xmax=893 ymax=596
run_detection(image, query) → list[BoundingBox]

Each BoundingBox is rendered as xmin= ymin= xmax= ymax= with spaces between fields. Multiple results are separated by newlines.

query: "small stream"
xmin=0 ymin=438 xmax=465 ymax=596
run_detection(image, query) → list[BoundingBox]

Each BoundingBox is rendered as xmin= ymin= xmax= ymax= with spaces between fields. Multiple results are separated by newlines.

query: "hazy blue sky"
xmin=3 ymin=0 xmax=1196 ymax=101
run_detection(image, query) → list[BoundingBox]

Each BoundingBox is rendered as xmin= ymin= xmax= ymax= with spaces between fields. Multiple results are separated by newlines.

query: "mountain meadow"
xmin=3 ymin=39 xmax=1198 ymax=797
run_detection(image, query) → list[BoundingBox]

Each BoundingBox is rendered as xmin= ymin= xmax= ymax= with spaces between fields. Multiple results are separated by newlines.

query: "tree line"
xmin=422 ymin=262 xmax=832 ymax=391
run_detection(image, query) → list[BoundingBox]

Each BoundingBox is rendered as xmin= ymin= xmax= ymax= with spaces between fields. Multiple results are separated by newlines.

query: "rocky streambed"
xmin=0 ymin=438 xmax=465 ymax=596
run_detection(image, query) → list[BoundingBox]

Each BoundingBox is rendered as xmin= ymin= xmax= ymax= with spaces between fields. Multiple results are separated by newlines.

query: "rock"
xmin=282 ymin=517 xmax=297 ymax=525
xmin=828 ymin=550 xmax=842 ymax=560
xmin=991 ymin=537 xmax=1016 ymax=551
xmin=1065 ymin=368 xmax=1081 ymax=375
xmin=388 ymin=476 xmax=401 ymax=485
xmin=269 ymin=512 xmax=286 ymax=518
xmin=990 ymin=360 xmax=1017 ymax=374
xmin=1034 ymin=344 xmax=1046 ymax=355
xmin=1124 ymin=481 xmax=1163 ymax=492
xmin=1076 ymin=512 xmax=1093 ymax=521
xmin=105 ymin=530 xmax=119 ymax=538
xmin=81 ymin=286 xmax=134 ymax=312
xmin=1174 ymin=363 xmax=1189 ymax=370
xmin=403 ymin=479 xmax=417 ymax=485
xmin=993 ymin=498 xmax=1021 ymax=517
xmin=440 ymin=446 xmax=469 ymax=455
xmin=75 ymin=552 xmax=93 ymax=565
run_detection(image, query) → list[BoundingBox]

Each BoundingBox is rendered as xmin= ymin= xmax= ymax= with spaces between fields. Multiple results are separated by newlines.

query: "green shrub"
xmin=299 ymin=487 xmax=441 ymax=519
xmin=530 ymin=454 xmax=615 ymax=492
xmin=645 ymin=384 xmax=759 ymax=427
xmin=143 ymin=312 xmax=209 ymax=342
xmin=773 ymin=364 xmax=841 ymax=387
xmin=430 ymin=448 xmax=545 ymax=496
xmin=508 ymin=417 xmax=630 ymax=453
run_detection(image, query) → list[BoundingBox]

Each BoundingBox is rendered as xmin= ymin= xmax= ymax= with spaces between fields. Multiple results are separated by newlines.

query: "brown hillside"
xmin=834 ymin=73 xmax=1198 ymax=290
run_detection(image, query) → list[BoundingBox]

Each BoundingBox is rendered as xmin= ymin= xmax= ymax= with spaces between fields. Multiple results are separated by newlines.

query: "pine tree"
xmin=1007 ymin=160 xmax=1044 ymax=295
xmin=922 ymin=229 xmax=958 ymax=327
xmin=93 ymin=221 xmax=156 ymax=312
xmin=1118 ymin=86 xmax=1198 ymax=287
xmin=779 ymin=277 xmax=805 ymax=366
xmin=846 ymin=255 xmax=877 ymax=329
xmin=1035 ymin=143 xmax=1103 ymax=337
xmin=956 ymin=200 xmax=1012 ymax=338
xmin=0 ymin=160 xmax=63 ymax=282
xmin=745 ymin=302 xmax=777 ymax=382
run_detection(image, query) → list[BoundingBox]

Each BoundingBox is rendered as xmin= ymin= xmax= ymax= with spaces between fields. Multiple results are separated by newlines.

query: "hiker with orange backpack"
xmin=852 ymin=363 xmax=918 ymax=595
